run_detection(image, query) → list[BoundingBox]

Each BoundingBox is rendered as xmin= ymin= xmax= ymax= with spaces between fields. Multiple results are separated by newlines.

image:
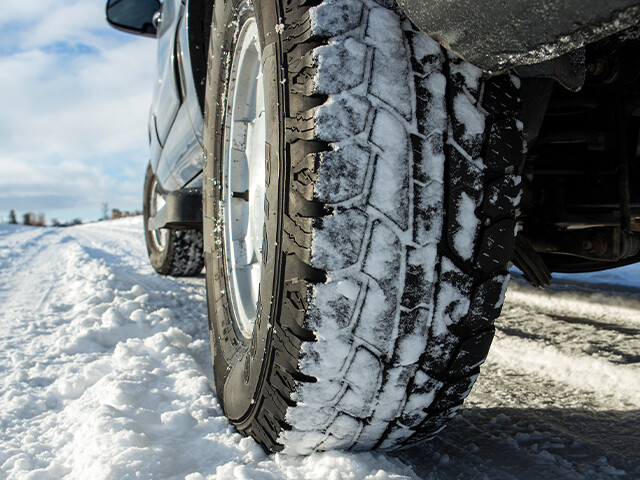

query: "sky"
xmin=0 ymin=0 xmax=156 ymax=224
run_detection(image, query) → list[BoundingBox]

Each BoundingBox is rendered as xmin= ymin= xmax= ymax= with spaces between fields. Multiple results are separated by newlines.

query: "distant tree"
xmin=52 ymin=218 xmax=61 ymax=227
xmin=8 ymin=210 xmax=17 ymax=224
xmin=102 ymin=202 xmax=109 ymax=220
xmin=71 ymin=218 xmax=82 ymax=226
xmin=22 ymin=212 xmax=46 ymax=226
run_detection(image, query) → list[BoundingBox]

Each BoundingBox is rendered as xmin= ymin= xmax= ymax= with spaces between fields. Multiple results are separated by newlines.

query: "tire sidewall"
xmin=203 ymin=0 xmax=284 ymax=424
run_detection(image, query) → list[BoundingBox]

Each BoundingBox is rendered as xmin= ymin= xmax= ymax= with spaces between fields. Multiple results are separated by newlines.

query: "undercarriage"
xmin=515 ymin=32 xmax=640 ymax=285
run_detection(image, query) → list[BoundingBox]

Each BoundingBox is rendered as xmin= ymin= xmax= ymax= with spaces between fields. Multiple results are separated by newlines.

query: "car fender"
xmin=395 ymin=0 xmax=640 ymax=72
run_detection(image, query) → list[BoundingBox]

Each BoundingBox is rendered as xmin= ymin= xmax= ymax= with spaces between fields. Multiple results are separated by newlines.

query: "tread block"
xmin=369 ymin=365 xmax=414 ymax=422
xmin=315 ymin=93 xmax=370 ymax=141
xmin=408 ymin=30 xmax=444 ymax=76
xmin=420 ymin=335 xmax=459 ymax=376
xmin=288 ymin=49 xmax=315 ymax=76
xmin=413 ymin=174 xmax=444 ymax=247
xmin=313 ymin=39 xmax=368 ymax=94
xmin=291 ymin=152 xmax=319 ymax=200
xmin=283 ymin=220 xmax=313 ymax=263
xmin=336 ymin=386 xmax=373 ymax=418
xmin=430 ymin=257 xmax=473 ymax=335
xmin=363 ymin=220 xmax=402 ymax=288
xmin=481 ymin=174 xmax=521 ymax=218
xmin=447 ymin=327 xmax=495 ymax=379
xmin=282 ymin=16 xmax=315 ymax=51
xmin=414 ymin=72 xmax=447 ymax=136
xmin=448 ymin=55 xmax=482 ymax=98
xmin=307 ymin=0 xmax=364 ymax=38
xmin=313 ymin=207 xmax=367 ymax=270
xmin=354 ymin=418 xmax=388 ymax=449
xmin=415 ymin=407 xmax=459 ymax=438
xmin=475 ymin=219 xmax=517 ymax=273
xmin=320 ymin=413 xmax=361 ymax=447
xmin=447 ymin=148 xmax=484 ymax=262
xmin=411 ymin=132 xmax=444 ymax=185
xmin=307 ymin=276 xmax=362 ymax=331
xmin=413 ymin=181 xmax=444 ymax=247
xmin=290 ymin=379 xmax=342 ymax=414
xmin=315 ymin=145 xmax=371 ymax=204
xmin=395 ymin=309 xmax=429 ymax=365
xmin=430 ymin=374 xmax=477 ymax=412
xmin=367 ymin=11 xmax=412 ymax=120
xmin=461 ymin=274 xmax=509 ymax=332
xmin=286 ymin=109 xmax=317 ymax=141
xmin=401 ymin=246 xmax=437 ymax=307
xmin=354 ymin=280 xmax=397 ymax=358
xmin=399 ymin=370 xmax=442 ymax=427
xmin=450 ymin=91 xmax=485 ymax=159
xmin=484 ymin=117 xmax=525 ymax=174
xmin=481 ymin=74 xmax=520 ymax=118
xmin=284 ymin=251 xmax=326 ymax=283
xmin=344 ymin=347 xmax=382 ymax=405
xmin=370 ymin=110 xmax=411 ymax=230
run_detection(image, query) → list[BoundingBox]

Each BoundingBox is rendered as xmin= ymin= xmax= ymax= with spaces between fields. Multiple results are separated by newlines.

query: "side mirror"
xmin=106 ymin=0 xmax=161 ymax=37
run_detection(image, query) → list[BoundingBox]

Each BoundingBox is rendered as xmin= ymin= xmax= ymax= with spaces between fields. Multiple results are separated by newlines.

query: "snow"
xmin=452 ymin=92 xmax=485 ymax=142
xmin=1 ymin=218 xmax=639 ymax=477
xmin=314 ymin=39 xmax=368 ymax=94
xmin=452 ymin=192 xmax=479 ymax=261
xmin=553 ymin=263 xmax=640 ymax=290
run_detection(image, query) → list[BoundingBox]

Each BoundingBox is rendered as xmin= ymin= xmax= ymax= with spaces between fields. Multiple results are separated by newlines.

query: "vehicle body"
xmin=109 ymin=0 xmax=640 ymax=259
xmin=107 ymin=0 xmax=640 ymax=453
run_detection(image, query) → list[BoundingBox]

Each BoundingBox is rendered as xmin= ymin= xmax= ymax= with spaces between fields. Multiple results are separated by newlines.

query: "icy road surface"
xmin=1 ymin=217 xmax=638 ymax=479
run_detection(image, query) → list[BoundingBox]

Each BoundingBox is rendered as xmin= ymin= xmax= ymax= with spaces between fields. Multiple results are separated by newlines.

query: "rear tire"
xmin=203 ymin=0 xmax=523 ymax=453
xmin=143 ymin=164 xmax=204 ymax=277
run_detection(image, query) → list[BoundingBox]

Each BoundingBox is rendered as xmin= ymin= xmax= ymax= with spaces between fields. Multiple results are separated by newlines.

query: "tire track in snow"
xmin=395 ymin=278 xmax=639 ymax=479
xmin=496 ymin=281 xmax=640 ymax=368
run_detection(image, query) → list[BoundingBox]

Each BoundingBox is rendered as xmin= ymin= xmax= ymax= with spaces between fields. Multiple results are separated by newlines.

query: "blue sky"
xmin=0 ymin=0 xmax=156 ymax=223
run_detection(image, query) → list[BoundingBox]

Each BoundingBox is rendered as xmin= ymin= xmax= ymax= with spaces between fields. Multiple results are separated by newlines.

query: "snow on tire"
xmin=202 ymin=0 xmax=524 ymax=454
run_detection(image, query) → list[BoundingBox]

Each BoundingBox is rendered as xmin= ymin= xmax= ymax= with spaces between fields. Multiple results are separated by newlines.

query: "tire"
xmin=143 ymin=164 xmax=204 ymax=276
xmin=203 ymin=0 xmax=523 ymax=454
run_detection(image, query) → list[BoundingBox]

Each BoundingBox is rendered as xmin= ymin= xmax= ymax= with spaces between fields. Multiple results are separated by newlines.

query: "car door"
xmin=149 ymin=0 xmax=183 ymax=171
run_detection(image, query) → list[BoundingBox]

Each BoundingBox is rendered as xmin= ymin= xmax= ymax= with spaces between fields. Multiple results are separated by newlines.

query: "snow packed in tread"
xmin=278 ymin=0 xmax=524 ymax=454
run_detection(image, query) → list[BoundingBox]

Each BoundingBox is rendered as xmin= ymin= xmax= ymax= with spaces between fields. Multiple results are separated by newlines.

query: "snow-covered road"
xmin=1 ymin=217 xmax=638 ymax=479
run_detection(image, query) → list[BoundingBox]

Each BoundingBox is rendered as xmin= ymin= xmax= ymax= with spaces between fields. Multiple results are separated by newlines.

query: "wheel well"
xmin=517 ymin=33 xmax=640 ymax=272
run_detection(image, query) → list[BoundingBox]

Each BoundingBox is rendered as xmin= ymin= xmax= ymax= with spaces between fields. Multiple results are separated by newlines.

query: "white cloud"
xmin=0 ymin=0 xmax=158 ymax=219
xmin=0 ymin=158 xmax=141 ymax=211
xmin=0 ymin=0 xmax=59 ymax=25
xmin=20 ymin=2 xmax=107 ymax=50
xmin=0 ymin=40 xmax=154 ymax=161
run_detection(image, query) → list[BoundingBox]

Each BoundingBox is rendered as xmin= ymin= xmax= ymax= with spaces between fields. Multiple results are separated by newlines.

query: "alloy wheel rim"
xmin=222 ymin=18 xmax=265 ymax=339
xmin=150 ymin=178 xmax=168 ymax=251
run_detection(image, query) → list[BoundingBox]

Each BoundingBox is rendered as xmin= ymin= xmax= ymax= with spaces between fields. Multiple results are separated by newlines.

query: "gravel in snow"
xmin=0 ymin=217 xmax=638 ymax=478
